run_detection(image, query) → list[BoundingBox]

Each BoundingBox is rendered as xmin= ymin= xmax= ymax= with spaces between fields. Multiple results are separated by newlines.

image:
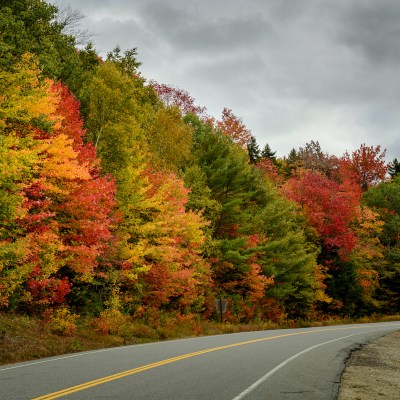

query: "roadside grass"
xmin=1 ymin=312 xmax=399 ymax=366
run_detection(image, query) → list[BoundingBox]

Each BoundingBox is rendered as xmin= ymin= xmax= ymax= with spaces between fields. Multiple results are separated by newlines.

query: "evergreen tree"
xmin=0 ymin=0 xmax=100 ymax=103
xmin=247 ymin=135 xmax=261 ymax=164
xmin=283 ymin=148 xmax=301 ymax=177
xmin=261 ymin=143 xmax=276 ymax=161
xmin=185 ymin=116 xmax=317 ymax=320
xmin=389 ymin=158 xmax=400 ymax=179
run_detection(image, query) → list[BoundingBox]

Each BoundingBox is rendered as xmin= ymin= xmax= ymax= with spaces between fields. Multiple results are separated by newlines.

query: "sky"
xmin=55 ymin=0 xmax=400 ymax=160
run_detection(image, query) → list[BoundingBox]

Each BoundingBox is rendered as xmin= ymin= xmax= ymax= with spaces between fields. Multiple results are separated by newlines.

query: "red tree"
xmin=283 ymin=169 xmax=362 ymax=258
xmin=151 ymin=82 xmax=207 ymax=117
xmin=343 ymin=144 xmax=389 ymax=190
xmin=21 ymin=83 xmax=118 ymax=308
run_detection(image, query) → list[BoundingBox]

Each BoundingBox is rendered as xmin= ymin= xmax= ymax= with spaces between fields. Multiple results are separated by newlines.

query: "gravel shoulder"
xmin=337 ymin=330 xmax=400 ymax=400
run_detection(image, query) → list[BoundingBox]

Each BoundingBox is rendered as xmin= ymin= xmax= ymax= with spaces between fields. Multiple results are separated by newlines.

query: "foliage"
xmin=247 ymin=135 xmax=261 ymax=164
xmin=261 ymin=143 xmax=277 ymax=161
xmin=186 ymin=116 xmax=317 ymax=320
xmin=0 ymin=0 xmax=100 ymax=95
xmin=151 ymin=82 xmax=207 ymax=117
xmin=45 ymin=306 xmax=79 ymax=336
xmin=363 ymin=176 xmax=400 ymax=312
xmin=388 ymin=158 xmax=400 ymax=179
xmin=146 ymin=106 xmax=193 ymax=171
xmin=215 ymin=108 xmax=253 ymax=149
xmin=343 ymin=144 xmax=389 ymax=190
xmin=297 ymin=140 xmax=338 ymax=177
xmin=0 ymin=56 xmax=117 ymax=313
xmin=283 ymin=169 xmax=362 ymax=259
xmin=1 ymin=0 xmax=399 ymax=325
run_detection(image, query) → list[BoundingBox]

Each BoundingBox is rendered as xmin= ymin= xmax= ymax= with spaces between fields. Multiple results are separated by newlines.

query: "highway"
xmin=1 ymin=322 xmax=399 ymax=400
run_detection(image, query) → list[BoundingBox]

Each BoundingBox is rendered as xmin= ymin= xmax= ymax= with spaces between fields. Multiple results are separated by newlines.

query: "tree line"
xmin=1 ymin=0 xmax=399 ymax=327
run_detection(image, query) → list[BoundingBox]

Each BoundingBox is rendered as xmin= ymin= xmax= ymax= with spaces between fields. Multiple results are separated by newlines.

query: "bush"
xmin=45 ymin=307 xmax=79 ymax=336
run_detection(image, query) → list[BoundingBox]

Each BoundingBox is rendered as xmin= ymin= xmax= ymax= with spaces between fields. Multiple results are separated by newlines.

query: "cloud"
xmin=55 ymin=0 xmax=400 ymax=160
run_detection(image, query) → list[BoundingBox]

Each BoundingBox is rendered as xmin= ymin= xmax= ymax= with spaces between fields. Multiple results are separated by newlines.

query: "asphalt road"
xmin=1 ymin=322 xmax=399 ymax=400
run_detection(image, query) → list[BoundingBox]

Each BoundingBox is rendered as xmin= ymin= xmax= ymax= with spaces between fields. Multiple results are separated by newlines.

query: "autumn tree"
xmin=343 ymin=144 xmax=389 ymax=190
xmin=151 ymin=82 xmax=207 ymax=117
xmin=0 ymin=54 xmax=59 ymax=309
xmin=282 ymin=164 xmax=378 ymax=315
xmin=216 ymin=108 xmax=252 ymax=149
xmin=297 ymin=141 xmax=338 ymax=178
xmin=284 ymin=169 xmax=362 ymax=259
xmin=0 ymin=55 xmax=117 ymax=312
xmin=46 ymin=83 xmax=118 ymax=312
xmin=363 ymin=176 xmax=400 ymax=313
xmin=137 ymin=169 xmax=211 ymax=316
xmin=84 ymin=59 xmax=213 ymax=317
xmin=146 ymin=106 xmax=193 ymax=171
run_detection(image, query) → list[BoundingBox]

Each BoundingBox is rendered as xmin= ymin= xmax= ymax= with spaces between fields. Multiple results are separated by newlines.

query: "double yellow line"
xmin=33 ymin=324 xmax=400 ymax=399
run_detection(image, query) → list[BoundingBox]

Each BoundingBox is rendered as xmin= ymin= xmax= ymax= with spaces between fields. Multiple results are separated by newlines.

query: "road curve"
xmin=1 ymin=322 xmax=399 ymax=400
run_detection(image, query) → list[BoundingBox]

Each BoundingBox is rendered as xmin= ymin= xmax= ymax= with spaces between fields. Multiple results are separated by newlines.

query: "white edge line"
xmin=0 ymin=347 xmax=125 ymax=372
xmin=231 ymin=332 xmax=364 ymax=400
xmin=1 ymin=323 xmax=399 ymax=373
xmin=0 ymin=329 xmax=257 ymax=372
xmin=0 ymin=338 xmax=170 ymax=372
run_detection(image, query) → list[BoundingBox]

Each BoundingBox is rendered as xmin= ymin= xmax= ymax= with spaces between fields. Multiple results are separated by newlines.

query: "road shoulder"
xmin=337 ymin=330 xmax=400 ymax=399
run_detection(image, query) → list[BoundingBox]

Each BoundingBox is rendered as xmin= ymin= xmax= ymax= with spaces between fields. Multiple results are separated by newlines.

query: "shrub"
xmin=46 ymin=307 xmax=79 ymax=336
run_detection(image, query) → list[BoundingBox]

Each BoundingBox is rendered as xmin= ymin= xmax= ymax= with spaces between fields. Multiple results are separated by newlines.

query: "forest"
xmin=1 ymin=0 xmax=400 ymax=335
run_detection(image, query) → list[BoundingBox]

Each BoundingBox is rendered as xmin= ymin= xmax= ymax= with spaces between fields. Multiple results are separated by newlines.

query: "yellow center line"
xmin=32 ymin=323 xmax=400 ymax=399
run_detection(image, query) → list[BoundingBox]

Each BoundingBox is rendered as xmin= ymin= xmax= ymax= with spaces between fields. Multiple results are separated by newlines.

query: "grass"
xmin=1 ymin=312 xmax=399 ymax=366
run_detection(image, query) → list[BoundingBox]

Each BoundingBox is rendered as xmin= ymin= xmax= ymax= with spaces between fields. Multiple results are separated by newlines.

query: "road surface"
xmin=1 ymin=322 xmax=399 ymax=399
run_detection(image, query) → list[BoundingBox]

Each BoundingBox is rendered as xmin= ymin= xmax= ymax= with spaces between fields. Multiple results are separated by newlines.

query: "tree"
xmin=54 ymin=4 xmax=91 ymax=45
xmin=247 ymin=135 xmax=261 ymax=164
xmin=0 ymin=0 xmax=100 ymax=95
xmin=216 ymin=108 xmax=252 ymax=149
xmin=255 ymin=159 xmax=281 ymax=184
xmin=0 ymin=53 xmax=59 ymax=309
xmin=363 ymin=176 xmax=400 ymax=312
xmin=151 ymin=82 xmax=207 ymax=117
xmin=106 ymin=46 xmax=142 ymax=76
xmin=86 ymin=61 xmax=146 ymax=156
xmin=146 ymin=106 xmax=193 ymax=171
xmin=186 ymin=115 xmax=318 ymax=320
xmin=283 ymin=169 xmax=362 ymax=259
xmin=256 ymin=180 xmax=319 ymax=319
xmin=0 ymin=57 xmax=117 ymax=312
xmin=343 ymin=144 xmax=388 ymax=191
xmin=389 ymin=158 xmax=400 ymax=179
xmin=20 ymin=84 xmax=118 ymax=311
xmin=84 ymin=59 xmax=214 ymax=317
xmin=282 ymin=148 xmax=301 ymax=177
xmin=0 ymin=53 xmax=59 ymax=130
xmin=261 ymin=143 xmax=276 ymax=161
xmin=297 ymin=140 xmax=338 ymax=178
xmin=138 ymin=169 xmax=211 ymax=315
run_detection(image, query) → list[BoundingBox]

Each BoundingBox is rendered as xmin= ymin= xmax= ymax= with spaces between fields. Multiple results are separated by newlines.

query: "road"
xmin=1 ymin=322 xmax=399 ymax=400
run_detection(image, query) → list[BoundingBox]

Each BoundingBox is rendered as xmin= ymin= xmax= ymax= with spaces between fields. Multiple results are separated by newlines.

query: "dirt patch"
xmin=337 ymin=330 xmax=400 ymax=400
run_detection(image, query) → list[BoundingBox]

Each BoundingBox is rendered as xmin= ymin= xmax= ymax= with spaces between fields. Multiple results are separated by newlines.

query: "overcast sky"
xmin=55 ymin=0 xmax=400 ymax=160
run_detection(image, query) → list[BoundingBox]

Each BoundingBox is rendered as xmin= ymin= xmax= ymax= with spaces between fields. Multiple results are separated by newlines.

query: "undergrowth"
xmin=0 ymin=312 xmax=399 ymax=366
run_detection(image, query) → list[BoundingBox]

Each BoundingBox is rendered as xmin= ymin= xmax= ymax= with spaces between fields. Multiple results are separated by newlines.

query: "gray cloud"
xmin=55 ymin=0 xmax=400 ymax=160
xmin=337 ymin=0 xmax=400 ymax=65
